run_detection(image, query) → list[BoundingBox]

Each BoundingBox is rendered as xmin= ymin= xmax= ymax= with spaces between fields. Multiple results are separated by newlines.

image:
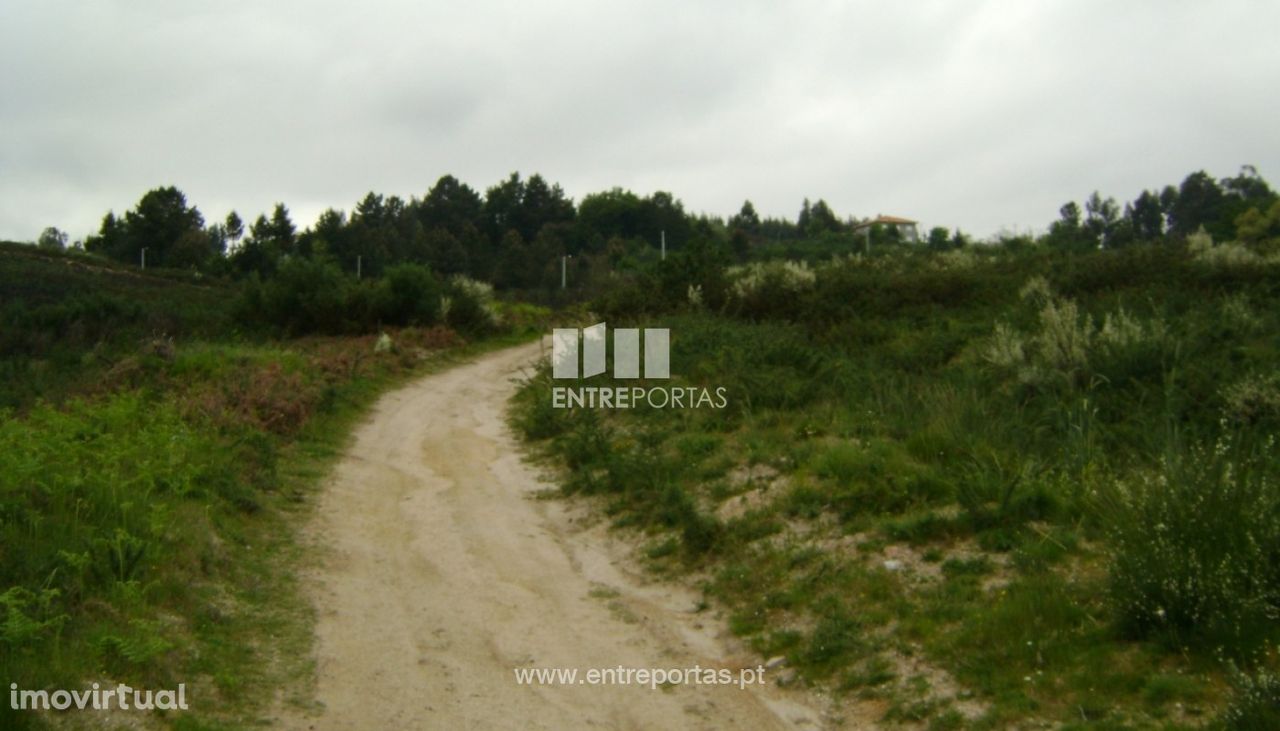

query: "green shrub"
xmin=984 ymin=279 xmax=1174 ymax=392
xmin=1222 ymin=372 xmax=1280 ymax=426
xmin=1103 ymin=436 xmax=1280 ymax=655
xmin=236 ymin=259 xmax=459 ymax=335
xmin=809 ymin=440 xmax=949 ymax=519
xmin=955 ymin=450 xmax=1059 ymax=536
xmin=242 ymin=257 xmax=351 ymax=335
xmin=1030 ymin=297 xmax=1092 ymax=384
xmin=1091 ymin=307 xmax=1172 ymax=385
xmin=377 ymin=263 xmax=442 ymax=326
xmin=797 ymin=610 xmax=864 ymax=677
xmin=725 ymin=260 xmax=815 ymax=319
xmin=511 ymin=367 xmax=567 ymax=440
xmin=677 ymin=316 xmax=832 ymax=412
xmin=982 ymin=289 xmax=1093 ymax=389
xmin=1219 ymin=666 xmax=1280 ymax=730
xmin=1188 ymin=228 xmax=1267 ymax=270
xmin=443 ymin=275 xmax=501 ymax=333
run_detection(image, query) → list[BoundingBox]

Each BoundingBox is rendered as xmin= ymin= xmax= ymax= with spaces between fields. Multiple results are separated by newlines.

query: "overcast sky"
xmin=3 ymin=0 xmax=1278 ymax=243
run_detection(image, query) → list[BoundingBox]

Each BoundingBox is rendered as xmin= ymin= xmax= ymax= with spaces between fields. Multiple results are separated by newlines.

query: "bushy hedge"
xmin=236 ymin=259 xmax=502 ymax=336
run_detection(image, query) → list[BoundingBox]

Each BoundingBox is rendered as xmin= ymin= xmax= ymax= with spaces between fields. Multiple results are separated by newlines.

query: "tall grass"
xmin=514 ymin=240 xmax=1280 ymax=726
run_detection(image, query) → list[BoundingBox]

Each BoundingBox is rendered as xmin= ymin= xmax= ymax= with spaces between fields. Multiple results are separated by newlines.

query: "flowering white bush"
xmin=687 ymin=284 xmax=704 ymax=309
xmin=927 ymin=247 xmax=982 ymax=271
xmin=1220 ymin=665 xmax=1280 ymax=729
xmin=1105 ymin=435 xmax=1280 ymax=657
xmin=725 ymin=260 xmax=816 ymax=316
xmin=1018 ymin=275 xmax=1053 ymax=307
xmin=1188 ymin=225 xmax=1266 ymax=269
xmin=726 ymin=260 xmax=815 ymax=301
xmin=1197 ymin=241 xmax=1262 ymax=268
xmin=1097 ymin=307 xmax=1168 ymax=354
xmin=982 ymin=322 xmax=1026 ymax=370
xmin=1221 ymin=294 xmax=1263 ymax=333
xmin=1186 ymin=226 xmax=1214 ymax=255
xmin=985 ymin=278 xmax=1170 ymax=387
xmin=1034 ymin=297 xmax=1092 ymax=376
xmin=1222 ymin=372 xmax=1280 ymax=424
xmin=450 ymin=274 xmax=495 ymax=301
xmin=446 ymin=275 xmax=501 ymax=331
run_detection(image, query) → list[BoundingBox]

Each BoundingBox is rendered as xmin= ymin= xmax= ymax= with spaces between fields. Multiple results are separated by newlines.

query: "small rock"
xmin=883 ymin=559 xmax=904 ymax=572
xmin=765 ymin=655 xmax=787 ymax=670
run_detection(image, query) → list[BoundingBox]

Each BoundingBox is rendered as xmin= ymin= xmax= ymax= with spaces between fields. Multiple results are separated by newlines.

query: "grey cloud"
xmin=1 ymin=0 xmax=1278 ymax=242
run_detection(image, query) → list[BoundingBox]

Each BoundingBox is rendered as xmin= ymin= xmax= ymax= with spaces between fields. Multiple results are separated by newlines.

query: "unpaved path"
xmin=279 ymin=341 xmax=829 ymax=730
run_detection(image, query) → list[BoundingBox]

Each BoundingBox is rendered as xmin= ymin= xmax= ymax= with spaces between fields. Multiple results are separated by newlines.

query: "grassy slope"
xmin=0 ymin=242 xmax=233 ymax=409
xmin=513 ymin=242 xmax=1280 ymax=729
xmin=0 ymin=244 xmax=541 ymax=729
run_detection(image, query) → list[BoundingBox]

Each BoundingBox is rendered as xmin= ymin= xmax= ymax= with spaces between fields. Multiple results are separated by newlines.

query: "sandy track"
xmin=277 ymin=341 xmax=828 ymax=730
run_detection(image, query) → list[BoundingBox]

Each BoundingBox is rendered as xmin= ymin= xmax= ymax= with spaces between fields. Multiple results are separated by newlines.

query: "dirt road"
xmin=279 ymin=341 xmax=828 ymax=730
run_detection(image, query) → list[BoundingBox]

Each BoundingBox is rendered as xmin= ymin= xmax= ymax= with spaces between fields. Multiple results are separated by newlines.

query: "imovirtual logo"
xmin=549 ymin=323 xmax=726 ymax=409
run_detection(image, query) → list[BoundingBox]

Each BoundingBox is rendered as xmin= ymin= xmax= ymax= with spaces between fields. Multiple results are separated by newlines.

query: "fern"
xmin=0 ymin=586 xmax=66 ymax=647
xmin=96 ymin=618 xmax=173 ymax=666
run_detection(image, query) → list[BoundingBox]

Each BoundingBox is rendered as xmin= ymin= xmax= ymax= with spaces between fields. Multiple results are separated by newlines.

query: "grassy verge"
xmin=512 ymin=242 xmax=1280 ymax=729
xmin=0 ymin=324 xmax=540 ymax=731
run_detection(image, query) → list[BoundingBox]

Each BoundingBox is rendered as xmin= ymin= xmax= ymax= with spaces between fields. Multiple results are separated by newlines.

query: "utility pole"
xmin=561 ymin=255 xmax=570 ymax=289
xmin=140 ymin=247 xmax=147 ymax=270
xmin=660 ymin=230 xmax=666 ymax=261
xmin=357 ymin=255 xmax=362 ymax=280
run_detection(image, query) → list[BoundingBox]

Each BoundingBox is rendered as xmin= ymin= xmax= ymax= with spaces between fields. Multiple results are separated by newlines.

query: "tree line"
xmin=23 ymin=165 xmax=1276 ymax=302
xmin=1045 ymin=165 xmax=1278 ymax=250
xmin=62 ymin=173 xmax=936 ymax=293
xmin=74 ymin=174 xmax=713 ymax=296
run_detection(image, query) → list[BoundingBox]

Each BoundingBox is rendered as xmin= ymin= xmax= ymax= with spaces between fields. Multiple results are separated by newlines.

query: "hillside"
xmin=0 ymin=242 xmax=536 ymax=730
xmin=4 ymin=164 xmax=1278 ymax=729
xmin=514 ymin=240 xmax=1280 ymax=729
xmin=0 ymin=242 xmax=235 ymax=409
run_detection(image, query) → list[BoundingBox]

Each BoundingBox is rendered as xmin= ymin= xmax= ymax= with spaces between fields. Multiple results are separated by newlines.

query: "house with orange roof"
xmin=852 ymin=214 xmax=919 ymax=251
